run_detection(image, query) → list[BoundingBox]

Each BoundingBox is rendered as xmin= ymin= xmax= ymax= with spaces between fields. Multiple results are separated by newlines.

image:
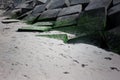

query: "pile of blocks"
xmin=4 ymin=0 xmax=120 ymax=53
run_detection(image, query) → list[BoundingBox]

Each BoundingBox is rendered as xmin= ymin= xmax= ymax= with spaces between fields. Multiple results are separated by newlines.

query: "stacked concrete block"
xmin=46 ymin=0 xmax=67 ymax=9
xmin=38 ymin=8 xmax=62 ymax=21
xmin=108 ymin=3 xmax=120 ymax=29
xmin=69 ymin=0 xmax=90 ymax=10
xmin=113 ymin=0 xmax=120 ymax=5
xmin=3 ymin=0 xmax=120 ymax=53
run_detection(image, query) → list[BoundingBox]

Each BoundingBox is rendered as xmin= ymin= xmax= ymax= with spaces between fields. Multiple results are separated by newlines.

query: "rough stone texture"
xmin=17 ymin=10 xmax=32 ymax=19
xmin=78 ymin=8 xmax=106 ymax=32
xmin=13 ymin=0 xmax=23 ymax=7
xmin=105 ymin=32 xmax=120 ymax=53
xmin=6 ymin=0 xmax=41 ymax=18
xmin=18 ymin=26 xmax=52 ymax=32
xmin=108 ymin=4 xmax=120 ymax=28
xmin=113 ymin=0 xmax=120 ymax=5
xmin=109 ymin=26 xmax=120 ymax=35
xmin=65 ymin=0 xmax=70 ymax=6
xmin=33 ymin=22 xmax=54 ymax=26
xmin=9 ymin=8 xmax=32 ymax=19
xmin=32 ymin=4 xmax=46 ymax=14
xmin=38 ymin=0 xmax=48 ymax=3
xmin=67 ymin=33 xmax=102 ymax=47
xmin=15 ymin=1 xmax=34 ymax=9
xmin=55 ymin=14 xmax=79 ymax=27
xmin=38 ymin=8 xmax=62 ymax=21
xmin=108 ymin=3 xmax=120 ymax=15
xmin=20 ymin=1 xmax=47 ymax=23
xmin=0 ymin=0 xmax=12 ymax=9
xmin=22 ymin=4 xmax=46 ymax=21
xmin=58 ymin=5 xmax=82 ymax=17
xmin=1 ymin=19 xmax=20 ymax=23
xmin=36 ymin=34 xmax=68 ymax=43
xmin=85 ymin=0 xmax=112 ymax=13
xmin=14 ymin=0 xmax=43 ymax=9
xmin=23 ymin=12 xmax=41 ymax=24
xmin=69 ymin=0 xmax=90 ymax=5
xmin=46 ymin=0 xmax=67 ymax=9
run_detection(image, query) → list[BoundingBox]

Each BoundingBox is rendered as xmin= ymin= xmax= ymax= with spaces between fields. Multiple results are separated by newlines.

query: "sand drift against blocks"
xmin=2 ymin=0 xmax=120 ymax=54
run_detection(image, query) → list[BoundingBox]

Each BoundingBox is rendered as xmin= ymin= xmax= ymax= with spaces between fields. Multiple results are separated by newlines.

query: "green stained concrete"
xmin=36 ymin=34 xmax=68 ymax=43
xmin=18 ymin=26 xmax=52 ymax=32
xmin=78 ymin=13 xmax=106 ymax=34
xmin=54 ymin=19 xmax=77 ymax=27
xmin=25 ymin=17 xmax=37 ymax=24
xmin=33 ymin=21 xmax=54 ymax=26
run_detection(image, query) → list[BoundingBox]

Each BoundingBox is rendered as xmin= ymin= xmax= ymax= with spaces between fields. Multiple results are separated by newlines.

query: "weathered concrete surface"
xmin=109 ymin=26 xmax=120 ymax=35
xmin=38 ymin=8 xmax=61 ymax=21
xmin=58 ymin=5 xmax=82 ymax=17
xmin=21 ymin=4 xmax=46 ymax=23
xmin=15 ymin=0 xmax=35 ymax=9
xmin=31 ymin=4 xmax=46 ymax=14
xmin=85 ymin=0 xmax=112 ymax=12
xmin=33 ymin=22 xmax=54 ymax=26
xmin=108 ymin=4 xmax=120 ymax=15
xmin=78 ymin=8 xmax=106 ymax=32
xmin=46 ymin=0 xmax=67 ymax=9
xmin=69 ymin=0 xmax=90 ymax=5
xmin=1 ymin=19 xmax=20 ymax=24
xmin=69 ymin=0 xmax=90 ymax=10
xmin=113 ymin=0 xmax=120 ymax=5
xmin=55 ymin=14 xmax=79 ymax=27
xmin=18 ymin=26 xmax=52 ymax=32
xmin=108 ymin=4 xmax=120 ymax=28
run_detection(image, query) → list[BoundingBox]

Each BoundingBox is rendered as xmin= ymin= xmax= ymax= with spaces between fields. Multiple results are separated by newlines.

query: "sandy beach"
xmin=0 ymin=10 xmax=120 ymax=80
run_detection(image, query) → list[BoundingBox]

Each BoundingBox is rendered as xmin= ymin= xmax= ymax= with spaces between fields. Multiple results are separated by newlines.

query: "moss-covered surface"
xmin=18 ymin=26 xmax=52 ymax=32
xmin=36 ymin=34 xmax=68 ymax=43
xmin=37 ymin=17 xmax=56 ymax=22
xmin=78 ymin=12 xmax=106 ymax=34
xmin=33 ymin=21 xmax=54 ymax=26
xmin=14 ymin=7 xmax=120 ymax=54
xmin=11 ymin=14 xmax=18 ymax=19
xmin=24 ymin=17 xmax=37 ymax=24
xmin=54 ymin=19 xmax=77 ymax=27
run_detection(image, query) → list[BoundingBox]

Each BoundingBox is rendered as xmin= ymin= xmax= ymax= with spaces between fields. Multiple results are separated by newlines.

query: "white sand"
xmin=0 ymin=11 xmax=120 ymax=80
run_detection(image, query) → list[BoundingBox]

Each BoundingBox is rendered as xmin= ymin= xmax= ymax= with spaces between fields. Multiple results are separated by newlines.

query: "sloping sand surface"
xmin=0 ymin=11 xmax=120 ymax=80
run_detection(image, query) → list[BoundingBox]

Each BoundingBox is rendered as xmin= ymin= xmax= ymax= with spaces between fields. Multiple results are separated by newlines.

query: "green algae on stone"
xmin=37 ymin=17 xmax=56 ymax=21
xmin=18 ymin=26 xmax=52 ymax=32
xmin=36 ymin=34 xmax=68 ymax=43
xmin=78 ymin=9 xmax=106 ymax=33
xmin=37 ymin=9 xmax=62 ymax=21
xmin=54 ymin=14 xmax=79 ymax=27
xmin=54 ymin=19 xmax=77 ymax=28
xmin=33 ymin=21 xmax=54 ymax=26
xmin=24 ymin=17 xmax=37 ymax=24
xmin=11 ymin=14 xmax=18 ymax=19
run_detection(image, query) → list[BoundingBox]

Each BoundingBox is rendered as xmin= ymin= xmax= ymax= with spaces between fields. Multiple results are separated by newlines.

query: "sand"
xmin=0 ymin=10 xmax=120 ymax=80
